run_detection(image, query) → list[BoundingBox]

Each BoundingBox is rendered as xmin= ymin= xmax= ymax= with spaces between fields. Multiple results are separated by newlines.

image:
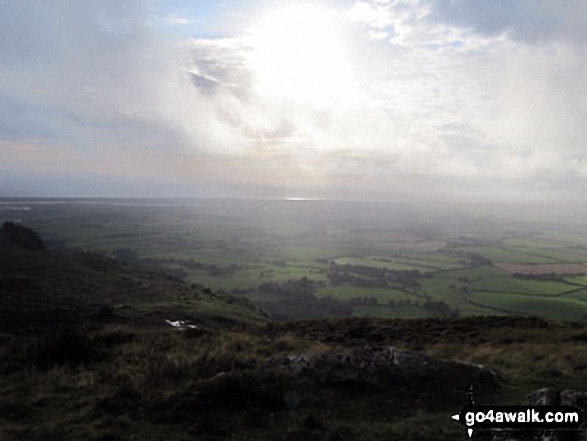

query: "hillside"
xmin=0 ymin=222 xmax=266 ymax=333
xmin=12 ymin=198 xmax=587 ymax=322
xmin=0 ymin=224 xmax=586 ymax=440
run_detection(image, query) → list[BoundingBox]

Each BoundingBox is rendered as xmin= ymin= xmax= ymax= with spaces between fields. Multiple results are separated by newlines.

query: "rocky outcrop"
xmin=527 ymin=388 xmax=587 ymax=409
xmin=270 ymin=345 xmax=495 ymax=376
xmin=490 ymin=388 xmax=587 ymax=441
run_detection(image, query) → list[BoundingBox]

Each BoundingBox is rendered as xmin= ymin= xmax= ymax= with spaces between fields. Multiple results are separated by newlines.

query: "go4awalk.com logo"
xmin=451 ymin=405 xmax=583 ymax=437
xmin=451 ymin=386 xmax=583 ymax=438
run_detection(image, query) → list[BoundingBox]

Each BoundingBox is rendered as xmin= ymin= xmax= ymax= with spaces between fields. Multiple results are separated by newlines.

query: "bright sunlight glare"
xmin=248 ymin=3 xmax=355 ymax=107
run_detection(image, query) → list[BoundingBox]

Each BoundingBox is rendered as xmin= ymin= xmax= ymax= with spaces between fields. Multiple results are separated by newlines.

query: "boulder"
xmin=490 ymin=388 xmax=587 ymax=441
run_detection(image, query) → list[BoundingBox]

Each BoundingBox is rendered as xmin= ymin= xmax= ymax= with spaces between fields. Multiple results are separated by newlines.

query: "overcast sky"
xmin=1 ymin=0 xmax=586 ymax=202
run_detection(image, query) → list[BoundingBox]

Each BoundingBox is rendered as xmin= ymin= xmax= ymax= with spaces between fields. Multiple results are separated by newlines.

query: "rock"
xmin=527 ymin=388 xmax=561 ymax=406
xmin=560 ymin=390 xmax=587 ymax=408
xmin=526 ymin=388 xmax=587 ymax=410
xmin=490 ymin=389 xmax=587 ymax=441
xmin=270 ymin=345 xmax=492 ymax=376
xmin=165 ymin=319 xmax=200 ymax=331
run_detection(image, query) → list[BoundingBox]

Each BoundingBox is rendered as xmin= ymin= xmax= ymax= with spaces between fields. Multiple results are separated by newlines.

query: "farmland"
xmin=2 ymin=197 xmax=587 ymax=321
xmin=4 ymin=218 xmax=587 ymax=441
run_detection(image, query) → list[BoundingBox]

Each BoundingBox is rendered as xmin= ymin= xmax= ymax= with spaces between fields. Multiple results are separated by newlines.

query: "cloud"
xmin=1 ymin=0 xmax=587 ymax=202
xmin=0 ymin=1 xmax=159 ymax=141
xmin=336 ymin=0 xmax=587 ymax=185
xmin=0 ymin=0 xmax=236 ymax=155
xmin=424 ymin=0 xmax=587 ymax=47
xmin=164 ymin=13 xmax=191 ymax=25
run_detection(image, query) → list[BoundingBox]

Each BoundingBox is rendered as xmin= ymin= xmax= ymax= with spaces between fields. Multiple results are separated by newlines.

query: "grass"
xmin=333 ymin=256 xmax=443 ymax=271
xmin=7 ymin=201 xmax=587 ymax=439
xmin=429 ymin=266 xmax=573 ymax=295
xmin=2 ymin=316 xmax=586 ymax=441
xmin=185 ymin=266 xmax=327 ymax=292
xmin=433 ymin=265 xmax=510 ymax=280
xmin=470 ymin=277 xmax=572 ymax=295
xmin=453 ymin=246 xmax=560 ymax=263
xmin=468 ymin=292 xmax=587 ymax=320
xmin=499 ymin=238 xmax=587 ymax=260
xmin=523 ymin=247 xmax=587 ymax=262
xmin=13 ymin=198 xmax=587 ymax=321
xmin=501 ymin=237 xmax=570 ymax=248
xmin=240 ymin=291 xmax=279 ymax=303
xmin=421 ymin=268 xmax=496 ymax=302
xmin=565 ymin=276 xmax=587 ymax=286
xmin=0 ymin=325 xmax=301 ymax=440
xmin=267 ymin=315 xmax=587 ymax=403
xmin=566 ymin=289 xmax=587 ymax=302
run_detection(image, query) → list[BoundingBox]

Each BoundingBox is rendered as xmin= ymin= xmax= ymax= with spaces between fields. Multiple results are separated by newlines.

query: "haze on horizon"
xmin=1 ymin=0 xmax=586 ymax=204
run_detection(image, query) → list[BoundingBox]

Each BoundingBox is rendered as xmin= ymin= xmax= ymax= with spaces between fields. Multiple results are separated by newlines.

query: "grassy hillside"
xmin=1 ymin=316 xmax=586 ymax=440
xmin=7 ymin=198 xmax=587 ymax=321
xmin=1 ymin=224 xmax=587 ymax=440
xmin=0 ymin=222 xmax=267 ymax=332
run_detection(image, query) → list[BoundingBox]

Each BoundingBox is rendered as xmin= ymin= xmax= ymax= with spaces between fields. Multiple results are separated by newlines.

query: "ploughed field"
xmin=3 ymin=197 xmax=587 ymax=321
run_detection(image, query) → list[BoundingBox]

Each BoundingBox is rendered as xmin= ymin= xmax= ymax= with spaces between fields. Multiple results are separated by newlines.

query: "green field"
xmin=6 ymin=197 xmax=587 ymax=321
xmin=565 ymin=275 xmax=587 ymax=286
xmin=332 ymin=254 xmax=462 ymax=271
xmin=452 ymin=246 xmax=559 ymax=263
xmin=565 ymin=289 xmax=587 ymax=302
xmin=468 ymin=291 xmax=587 ymax=320
xmin=472 ymin=277 xmax=572 ymax=296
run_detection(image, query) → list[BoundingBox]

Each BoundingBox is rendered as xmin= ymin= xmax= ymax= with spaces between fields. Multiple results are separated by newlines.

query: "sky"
xmin=1 ymin=0 xmax=586 ymax=202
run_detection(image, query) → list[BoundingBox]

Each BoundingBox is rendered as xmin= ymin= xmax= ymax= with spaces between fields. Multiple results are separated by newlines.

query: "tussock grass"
xmin=1 ymin=316 xmax=586 ymax=440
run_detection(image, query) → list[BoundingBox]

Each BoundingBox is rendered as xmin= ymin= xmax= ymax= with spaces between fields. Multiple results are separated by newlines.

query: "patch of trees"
xmin=179 ymin=259 xmax=241 ymax=276
xmin=331 ymin=263 xmax=387 ymax=279
xmin=257 ymin=277 xmax=351 ymax=320
xmin=442 ymin=250 xmax=492 ymax=267
xmin=326 ymin=262 xmax=424 ymax=291
xmin=327 ymin=272 xmax=388 ymax=288
xmin=258 ymin=277 xmax=326 ymax=298
xmin=351 ymin=297 xmax=444 ymax=310
xmin=2 ymin=222 xmax=46 ymax=252
xmin=513 ymin=273 xmax=565 ymax=282
xmin=350 ymin=297 xmax=378 ymax=306
xmin=111 ymin=249 xmax=187 ymax=280
xmin=112 ymin=249 xmax=240 ymax=279
xmin=468 ymin=253 xmax=493 ymax=266
xmin=387 ymin=299 xmax=421 ymax=307
xmin=422 ymin=296 xmax=460 ymax=318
